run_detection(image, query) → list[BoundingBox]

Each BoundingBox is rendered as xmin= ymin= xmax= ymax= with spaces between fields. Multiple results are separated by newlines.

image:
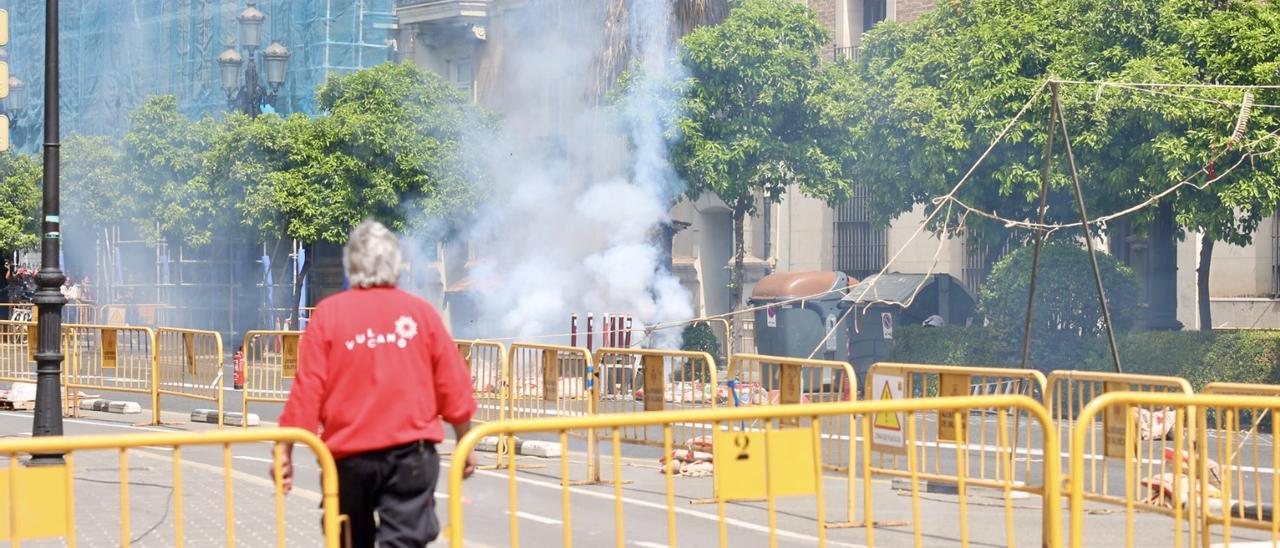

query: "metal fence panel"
xmin=62 ymin=323 xmax=158 ymax=424
xmin=0 ymin=427 xmax=341 ymax=547
xmin=1048 ymin=370 xmax=1193 ymax=511
xmin=241 ymin=330 xmax=301 ymax=428
xmin=864 ymin=362 xmax=1048 ymax=498
xmin=155 ymin=328 xmax=225 ymax=425
xmin=448 ymin=395 xmax=1062 ymax=548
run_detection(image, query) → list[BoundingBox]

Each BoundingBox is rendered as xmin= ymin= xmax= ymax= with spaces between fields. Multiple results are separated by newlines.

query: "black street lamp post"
xmin=218 ymin=1 xmax=289 ymax=117
xmin=31 ymin=0 xmax=66 ymax=464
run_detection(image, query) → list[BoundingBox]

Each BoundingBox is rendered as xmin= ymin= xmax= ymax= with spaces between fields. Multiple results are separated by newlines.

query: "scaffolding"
xmin=3 ymin=0 xmax=396 ymax=144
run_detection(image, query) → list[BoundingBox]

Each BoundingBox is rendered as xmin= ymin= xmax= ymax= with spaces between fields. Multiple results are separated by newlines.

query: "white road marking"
xmin=633 ymin=542 xmax=669 ymax=548
xmin=234 ymin=455 xmax=275 ymax=464
xmin=508 ymin=510 xmax=563 ymax=526
xmin=441 ymin=461 xmax=862 ymax=547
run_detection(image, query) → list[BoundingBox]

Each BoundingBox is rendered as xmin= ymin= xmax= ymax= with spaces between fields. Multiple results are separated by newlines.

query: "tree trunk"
xmin=730 ymin=203 xmax=747 ymax=310
xmin=1197 ymin=234 xmax=1214 ymax=331
xmin=291 ymin=244 xmax=312 ymax=329
xmin=729 ymin=203 xmax=748 ymax=352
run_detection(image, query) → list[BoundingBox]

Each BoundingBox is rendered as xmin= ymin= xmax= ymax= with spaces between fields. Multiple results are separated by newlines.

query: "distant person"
xmin=62 ymin=277 xmax=81 ymax=323
xmin=1 ymin=261 xmax=13 ymax=321
xmin=276 ymin=219 xmax=477 ymax=547
xmin=79 ymin=276 xmax=92 ymax=303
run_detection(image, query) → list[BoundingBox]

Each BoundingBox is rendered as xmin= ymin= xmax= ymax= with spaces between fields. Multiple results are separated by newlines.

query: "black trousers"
xmin=334 ymin=440 xmax=440 ymax=548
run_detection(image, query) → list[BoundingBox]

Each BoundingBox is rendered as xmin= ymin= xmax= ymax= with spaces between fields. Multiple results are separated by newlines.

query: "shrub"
xmin=979 ymin=240 xmax=1141 ymax=340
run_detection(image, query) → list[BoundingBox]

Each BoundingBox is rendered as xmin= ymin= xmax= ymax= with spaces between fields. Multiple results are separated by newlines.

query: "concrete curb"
xmin=192 ymin=409 xmax=261 ymax=427
xmin=78 ymin=399 xmax=142 ymax=414
xmin=477 ymin=436 xmax=562 ymax=458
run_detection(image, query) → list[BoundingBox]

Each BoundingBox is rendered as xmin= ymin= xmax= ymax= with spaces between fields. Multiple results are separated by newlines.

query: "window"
xmin=863 ymin=0 xmax=888 ymax=32
xmin=963 ymin=236 xmax=1017 ymax=295
xmin=833 ymin=185 xmax=887 ymax=280
xmin=447 ymin=57 xmax=474 ymax=98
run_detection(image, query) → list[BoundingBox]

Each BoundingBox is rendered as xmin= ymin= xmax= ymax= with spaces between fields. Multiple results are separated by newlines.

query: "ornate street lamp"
xmin=218 ymin=1 xmax=289 ymax=117
xmin=8 ymin=76 xmax=25 ymax=112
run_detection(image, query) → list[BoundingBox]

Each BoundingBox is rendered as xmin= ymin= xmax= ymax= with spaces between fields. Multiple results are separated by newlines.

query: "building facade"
xmin=397 ymin=0 xmax=1280 ymax=338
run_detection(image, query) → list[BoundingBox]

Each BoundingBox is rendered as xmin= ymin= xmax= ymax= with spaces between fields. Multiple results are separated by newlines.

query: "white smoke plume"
xmin=452 ymin=1 xmax=693 ymax=347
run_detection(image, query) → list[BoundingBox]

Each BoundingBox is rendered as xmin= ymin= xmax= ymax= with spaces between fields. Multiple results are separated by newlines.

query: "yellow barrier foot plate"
xmin=825 ymin=520 xmax=910 ymax=529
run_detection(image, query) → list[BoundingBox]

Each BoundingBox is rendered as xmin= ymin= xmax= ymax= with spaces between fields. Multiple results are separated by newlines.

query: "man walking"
xmin=276 ymin=219 xmax=477 ymax=547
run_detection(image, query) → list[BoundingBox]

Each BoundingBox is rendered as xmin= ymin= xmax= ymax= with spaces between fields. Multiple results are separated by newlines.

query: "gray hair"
xmin=343 ymin=220 xmax=404 ymax=288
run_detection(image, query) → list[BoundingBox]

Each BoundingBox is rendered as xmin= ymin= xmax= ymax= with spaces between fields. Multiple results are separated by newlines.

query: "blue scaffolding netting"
xmin=4 ymin=0 xmax=396 ymax=143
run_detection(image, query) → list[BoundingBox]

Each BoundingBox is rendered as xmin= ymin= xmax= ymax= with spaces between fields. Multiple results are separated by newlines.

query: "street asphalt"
xmin=2 ymin=392 xmax=1278 ymax=547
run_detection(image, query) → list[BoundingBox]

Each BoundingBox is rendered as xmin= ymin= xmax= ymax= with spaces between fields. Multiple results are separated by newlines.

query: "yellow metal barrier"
xmin=1068 ymin=392 xmax=1280 ymax=548
xmin=456 ymin=340 xmax=508 ymax=423
xmin=0 ymin=427 xmax=341 ymax=547
xmin=723 ymin=354 xmax=858 ymax=527
xmin=448 ymin=395 xmax=1062 ymax=548
xmin=0 ymin=320 xmax=36 ymax=386
xmin=507 ymin=342 xmax=596 ymax=421
xmin=864 ymin=362 xmax=1048 ymax=498
xmin=726 ymin=354 xmax=855 ymax=469
xmin=242 ymin=330 xmax=302 ymax=428
xmin=508 ymin=342 xmax=598 ymax=480
xmin=156 ymin=327 xmax=225 ymax=426
xmin=1048 ymin=370 xmax=1193 ymax=512
xmin=98 ymin=303 xmax=177 ymax=326
xmin=593 ymin=347 xmax=718 ymax=448
xmin=0 ymin=303 xmax=97 ymax=324
xmin=61 ymin=323 xmax=158 ymax=424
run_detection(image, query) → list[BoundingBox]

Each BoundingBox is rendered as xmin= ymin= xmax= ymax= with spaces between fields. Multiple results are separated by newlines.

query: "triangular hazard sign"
xmin=874 ymin=382 xmax=901 ymax=431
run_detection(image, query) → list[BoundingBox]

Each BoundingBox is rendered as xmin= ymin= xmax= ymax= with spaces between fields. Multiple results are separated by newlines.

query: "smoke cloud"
xmin=435 ymin=1 xmax=693 ymax=347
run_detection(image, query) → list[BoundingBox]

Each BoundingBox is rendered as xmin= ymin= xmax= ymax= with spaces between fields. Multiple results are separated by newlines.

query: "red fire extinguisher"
xmin=233 ymin=347 xmax=245 ymax=390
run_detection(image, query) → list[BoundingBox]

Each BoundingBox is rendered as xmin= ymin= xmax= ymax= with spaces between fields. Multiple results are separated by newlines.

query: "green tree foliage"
xmin=122 ymin=96 xmax=221 ymax=247
xmin=979 ymin=240 xmax=1141 ymax=339
xmin=63 ymin=134 xmax=132 ymax=231
xmin=213 ymin=62 xmax=487 ymax=247
xmin=0 ymin=152 xmax=41 ymax=253
xmin=838 ymin=0 xmax=1280 ymax=328
xmin=674 ymin=0 xmax=856 ymax=309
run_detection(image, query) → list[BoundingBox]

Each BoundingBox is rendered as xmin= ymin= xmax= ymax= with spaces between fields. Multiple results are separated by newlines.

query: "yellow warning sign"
xmin=874 ymin=383 xmax=901 ymax=431
xmin=871 ymin=370 xmax=907 ymax=455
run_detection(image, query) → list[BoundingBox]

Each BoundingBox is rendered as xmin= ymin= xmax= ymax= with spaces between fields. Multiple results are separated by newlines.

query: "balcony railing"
xmin=833 ymin=46 xmax=859 ymax=62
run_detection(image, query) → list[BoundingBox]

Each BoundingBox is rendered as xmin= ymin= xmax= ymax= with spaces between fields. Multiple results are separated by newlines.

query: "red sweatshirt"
xmin=279 ymin=287 xmax=476 ymax=459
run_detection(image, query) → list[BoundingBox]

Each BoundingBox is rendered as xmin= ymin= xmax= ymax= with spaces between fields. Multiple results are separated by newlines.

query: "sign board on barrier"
xmin=106 ymin=306 xmax=126 ymax=324
xmin=779 ymin=362 xmax=802 ymax=427
xmin=282 ymin=334 xmax=300 ymax=379
xmin=183 ymin=332 xmax=197 ymax=374
xmin=642 ymin=354 xmax=664 ymax=412
xmin=714 ymin=428 xmax=817 ymax=500
xmin=938 ymin=373 xmax=970 ymax=441
xmin=540 ymin=351 xmax=558 ymax=402
xmin=100 ymin=328 xmax=118 ymax=369
xmin=871 ymin=369 xmax=906 ymax=454
xmin=0 ymin=463 xmax=69 ymax=539
xmin=1104 ymin=381 xmax=1129 ymax=458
